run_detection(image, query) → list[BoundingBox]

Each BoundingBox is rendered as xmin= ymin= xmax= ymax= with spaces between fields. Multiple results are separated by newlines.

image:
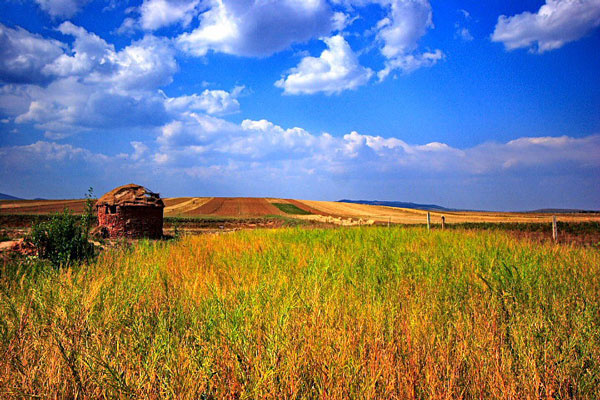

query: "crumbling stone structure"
xmin=96 ymin=184 xmax=164 ymax=239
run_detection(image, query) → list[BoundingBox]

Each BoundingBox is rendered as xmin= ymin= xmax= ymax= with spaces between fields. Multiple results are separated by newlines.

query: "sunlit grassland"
xmin=1 ymin=227 xmax=599 ymax=398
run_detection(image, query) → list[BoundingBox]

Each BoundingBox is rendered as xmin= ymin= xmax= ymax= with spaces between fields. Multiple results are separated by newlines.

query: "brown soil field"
xmin=0 ymin=199 xmax=87 ymax=214
xmin=191 ymin=197 xmax=285 ymax=216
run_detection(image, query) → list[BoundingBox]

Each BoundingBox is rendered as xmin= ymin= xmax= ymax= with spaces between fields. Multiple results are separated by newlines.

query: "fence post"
xmin=552 ymin=215 xmax=558 ymax=242
xmin=388 ymin=216 xmax=391 ymax=228
xmin=441 ymin=215 xmax=445 ymax=230
xmin=427 ymin=212 xmax=431 ymax=231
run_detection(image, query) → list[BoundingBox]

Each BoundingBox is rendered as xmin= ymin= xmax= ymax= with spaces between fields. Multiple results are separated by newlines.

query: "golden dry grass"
xmin=1 ymin=227 xmax=599 ymax=398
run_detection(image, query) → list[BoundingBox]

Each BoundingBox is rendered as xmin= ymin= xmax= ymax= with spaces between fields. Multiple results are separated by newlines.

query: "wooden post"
xmin=441 ymin=215 xmax=445 ymax=230
xmin=427 ymin=212 xmax=431 ymax=231
xmin=388 ymin=216 xmax=391 ymax=228
xmin=552 ymin=215 xmax=558 ymax=242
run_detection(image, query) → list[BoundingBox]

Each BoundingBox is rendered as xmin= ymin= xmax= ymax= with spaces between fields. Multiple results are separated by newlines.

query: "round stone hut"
xmin=96 ymin=184 xmax=164 ymax=239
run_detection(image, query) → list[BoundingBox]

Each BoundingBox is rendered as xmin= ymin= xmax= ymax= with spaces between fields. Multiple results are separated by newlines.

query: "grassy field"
xmin=271 ymin=203 xmax=313 ymax=215
xmin=1 ymin=227 xmax=599 ymax=398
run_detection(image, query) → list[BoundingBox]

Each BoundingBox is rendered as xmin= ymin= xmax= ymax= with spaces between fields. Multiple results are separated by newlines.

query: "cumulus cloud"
xmin=492 ymin=0 xmax=600 ymax=53
xmin=140 ymin=0 xmax=200 ymax=30
xmin=47 ymin=22 xmax=177 ymax=89
xmin=164 ymin=86 xmax=244 ymax=115
xmin=375 ymin=0 xmax=443 ymax=78
xmin=377 ymin=49 xmax=442 ymax=80
xmin=0 ymin=24 xmax=183 ymax=137
xmin=334 ymin=0 xmax=443 ymax=79
xmin=3 ymin=114 xmax=599 ymax=208
xmin=34 ymin=0 xmax=90 ymax=18
xmin=9 ymin=118 xmax=600 ymax=185
xmin=150 ymin=112 xmax=600 ymax=179
xmin=176 ymin=0 xmax=338 ymax=57
xmin=275 ymin=35 xmax=373 ymax=95
xmin=0 ymin=23 xmax=65 ymax=84
xmin=11 ymin=77 xmax=170 ymax=135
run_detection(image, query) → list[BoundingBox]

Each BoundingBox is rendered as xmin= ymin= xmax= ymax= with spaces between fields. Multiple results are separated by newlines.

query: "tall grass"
xmin=1 ymin=227 xmax=599 ymax=398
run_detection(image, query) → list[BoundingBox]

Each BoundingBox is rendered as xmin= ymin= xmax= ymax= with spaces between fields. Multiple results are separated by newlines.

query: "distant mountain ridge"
xmin=338 ymin=199 xmax=453 ymax=211
xmin=0 ymin=193 xmax=22 ymax=200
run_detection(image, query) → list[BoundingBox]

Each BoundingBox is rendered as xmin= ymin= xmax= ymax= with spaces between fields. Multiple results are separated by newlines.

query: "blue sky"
xmin=1 ymin=0 xmax=599 ymax=210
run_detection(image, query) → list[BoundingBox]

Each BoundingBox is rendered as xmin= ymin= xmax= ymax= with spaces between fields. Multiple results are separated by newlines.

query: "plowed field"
xmin=2 ymin=197 xmax=599 ymax=224
xmin=0 ymin=199 xmax=87 ymax=214
xmin=192 ymin=198 xmax=285 ymax=216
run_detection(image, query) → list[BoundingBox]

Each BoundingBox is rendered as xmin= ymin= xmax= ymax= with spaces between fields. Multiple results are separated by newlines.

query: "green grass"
xmin=1 ymin=227 xmax=599 ymax=398
xmin=271 ymin=202 xmax=312 ymax=215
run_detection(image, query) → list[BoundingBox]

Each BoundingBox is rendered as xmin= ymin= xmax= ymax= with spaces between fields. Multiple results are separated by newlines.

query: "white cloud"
xmin=0 ymin=24 xmax=179 ymax=137
xmin=157 ymin=112 xmax=240 ymax=151
xmin=455 ymin=9 xmax=473 ymax=41
xmin=139 ymin=0 xmax=201 ymax=30
xmin=176 ymin=0 xmax=338 ymax=57
xmin=335 ymin=0 xmax=443 ymax=79
xmin=3 ymin=115 xmax=598 ymax=209
xmin=34 ymin=0 xmax=89 ymax=18
xmin=0 ymin=23 xmax=65 ymax=84
xmin=377 ymin=49 xmax=442 ymax=80
xmin=376 ymin=0 xmax=433 ymax=58
xmin=376 ymin=0 xmax=443 ymax=77
xmin=47 ymin=23 xmax=177 ymax=90
xmin=11 ymin=77 xmax=170 ymax=135
xmin=0 ymin=140 xmax=107 ymax=167
xmin=492 ymin=0 xmax=600 ymax=53
xmin=164 ymin=87 xmax=243 ymax=115
xmin=151 ymin=111 xmax=600 ymax=179
xmin=275 ymin=35 xmax=373 ymax=95
xmin=130 ymin=141 xmax=150 ymax=161
xmin=456 ymin=27 xmax=473 ymax=41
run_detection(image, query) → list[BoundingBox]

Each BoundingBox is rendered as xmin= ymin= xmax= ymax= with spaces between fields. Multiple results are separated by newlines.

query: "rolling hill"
xmin=0 ymin=193 xmax=22 ymax=200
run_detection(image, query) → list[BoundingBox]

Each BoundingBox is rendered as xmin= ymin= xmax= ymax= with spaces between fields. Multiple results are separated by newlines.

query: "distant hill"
xmin=338 ymin=199 xmax=453 ymax=211
xmin=0 ymin=193 xmax=22 ymax=200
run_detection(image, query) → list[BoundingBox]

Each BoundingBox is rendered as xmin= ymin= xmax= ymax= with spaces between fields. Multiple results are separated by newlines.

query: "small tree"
xmin=81 ymin=186 xmax=96 ymax=234
xmin=29 ymin=188 xmax=96 ymax=267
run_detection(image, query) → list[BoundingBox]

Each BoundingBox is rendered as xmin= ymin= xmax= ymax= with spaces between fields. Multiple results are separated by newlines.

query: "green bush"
xmin=29 ymin=209 xmax=95 ymax=267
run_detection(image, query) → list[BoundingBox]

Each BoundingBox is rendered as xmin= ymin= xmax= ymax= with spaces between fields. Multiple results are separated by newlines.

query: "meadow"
xmin=1 ymin=226 xmax=599 ymax=398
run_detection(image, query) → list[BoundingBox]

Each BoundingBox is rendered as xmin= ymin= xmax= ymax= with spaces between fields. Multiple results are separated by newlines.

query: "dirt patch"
xmin=0 ymin=238 xmax=36 ymax=256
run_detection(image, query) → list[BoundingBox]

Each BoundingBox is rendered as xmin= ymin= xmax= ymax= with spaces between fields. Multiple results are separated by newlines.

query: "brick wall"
xmin=97 ymin=205 xmax=163 ymax=239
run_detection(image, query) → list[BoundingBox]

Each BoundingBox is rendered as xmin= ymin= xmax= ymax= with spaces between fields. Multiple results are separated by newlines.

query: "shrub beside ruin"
xmin=29 ymin=209 xmax=95 ymax=267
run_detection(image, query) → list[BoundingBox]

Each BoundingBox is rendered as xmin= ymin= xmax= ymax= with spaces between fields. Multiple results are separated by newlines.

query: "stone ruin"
xmin=96 ymin=184 xmax=164 ymax=239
